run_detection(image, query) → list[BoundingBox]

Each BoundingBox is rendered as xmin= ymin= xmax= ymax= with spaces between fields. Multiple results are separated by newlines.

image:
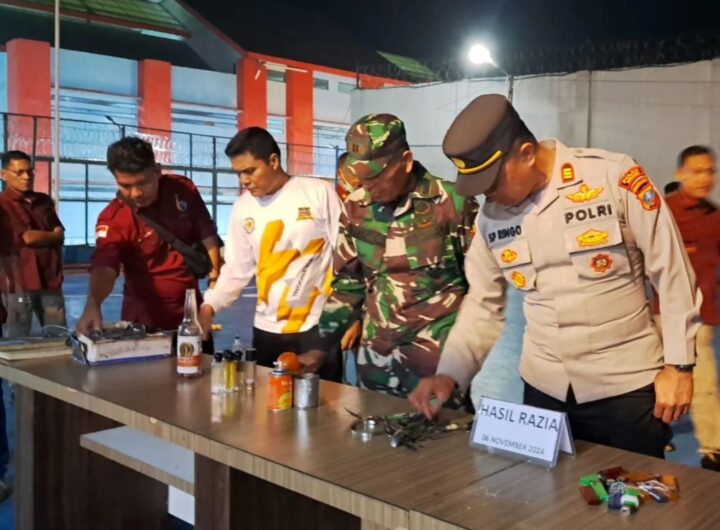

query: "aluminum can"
xmin=293 ymin=374 xmax=319 ymax=409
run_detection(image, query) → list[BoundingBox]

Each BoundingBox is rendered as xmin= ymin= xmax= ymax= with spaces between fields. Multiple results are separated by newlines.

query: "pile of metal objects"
xmin=347 ymin=408 xmax=472 ymax=450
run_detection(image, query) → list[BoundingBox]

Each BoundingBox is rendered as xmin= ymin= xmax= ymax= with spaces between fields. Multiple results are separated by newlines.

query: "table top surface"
xmin=4 ymin=355 xmax=720 ymax=529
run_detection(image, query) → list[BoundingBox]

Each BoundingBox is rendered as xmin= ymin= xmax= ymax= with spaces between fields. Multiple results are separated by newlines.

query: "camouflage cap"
xmin=344 ymin=114 xmax=408 ymax=180
xmin=337 ymin=154 xmax=361 ymax=195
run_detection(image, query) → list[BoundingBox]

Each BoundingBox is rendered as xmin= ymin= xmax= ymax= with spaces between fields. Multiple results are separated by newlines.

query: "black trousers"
xmin=523 ymin=382 xmax=672 ymax=458
xmin=252 ymin=326 xmax=343 ymax=382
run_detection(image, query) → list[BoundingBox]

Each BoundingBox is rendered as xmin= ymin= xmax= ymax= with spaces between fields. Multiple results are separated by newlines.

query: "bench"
xmin=80 ymin=426 xmax=195 ymax=524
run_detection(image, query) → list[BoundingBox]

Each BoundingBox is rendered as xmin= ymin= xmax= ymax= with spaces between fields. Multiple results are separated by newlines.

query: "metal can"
xmin=293 ymin=374 xmax=319 ymax=409
xmin=267 ymin=365 xmax=293 ymax=411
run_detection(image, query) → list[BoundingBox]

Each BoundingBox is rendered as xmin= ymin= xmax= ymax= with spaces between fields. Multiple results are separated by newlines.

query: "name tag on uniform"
xmin=470 ymin=397 xmax=575 ymax=468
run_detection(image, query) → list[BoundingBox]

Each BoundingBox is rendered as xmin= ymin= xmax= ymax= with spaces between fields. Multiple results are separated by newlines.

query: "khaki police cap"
xmin=442 ymin=94 xmax=527 ymax=196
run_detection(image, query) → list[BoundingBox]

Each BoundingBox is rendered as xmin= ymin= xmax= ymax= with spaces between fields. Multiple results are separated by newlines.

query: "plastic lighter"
xmin=579 ymin=473 xmax=608 ymax=503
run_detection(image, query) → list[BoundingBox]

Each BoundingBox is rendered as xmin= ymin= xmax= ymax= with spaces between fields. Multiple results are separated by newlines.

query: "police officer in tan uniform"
xmin=409 ymin=94 xmax=702 ymax=457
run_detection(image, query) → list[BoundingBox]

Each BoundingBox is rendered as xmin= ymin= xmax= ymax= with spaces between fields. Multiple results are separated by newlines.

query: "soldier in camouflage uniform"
xmin=316 ymin=114 xmax=478 ymax=401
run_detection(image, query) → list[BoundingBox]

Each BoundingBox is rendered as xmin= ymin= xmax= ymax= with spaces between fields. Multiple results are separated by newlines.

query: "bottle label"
xmin=177 ymin=336 xmax=201 ymax=374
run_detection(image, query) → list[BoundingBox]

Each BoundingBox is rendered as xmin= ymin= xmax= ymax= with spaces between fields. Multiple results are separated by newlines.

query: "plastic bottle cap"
xmin=213 ymin=352 xmax=223 ymax=362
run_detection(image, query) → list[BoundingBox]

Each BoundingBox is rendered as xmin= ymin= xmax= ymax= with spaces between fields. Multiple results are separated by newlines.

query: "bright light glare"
xmin=468 ymin=44 xmax=496 ymax=66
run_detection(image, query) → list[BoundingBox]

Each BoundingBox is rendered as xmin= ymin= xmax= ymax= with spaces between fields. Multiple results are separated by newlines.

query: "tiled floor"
xmin=0 ymin=275 xmax=713 ymax=528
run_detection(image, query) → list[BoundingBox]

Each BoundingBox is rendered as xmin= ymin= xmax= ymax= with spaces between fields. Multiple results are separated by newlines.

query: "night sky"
xmin=184 ymin=0 xmax=720 ymax=70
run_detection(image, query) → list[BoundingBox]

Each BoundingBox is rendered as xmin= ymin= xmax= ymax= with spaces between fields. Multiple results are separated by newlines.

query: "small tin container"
xmin=267 ymin=364 xmax=293 ymax=411
xmin=293 ymin=374 xmax=319 ymax=409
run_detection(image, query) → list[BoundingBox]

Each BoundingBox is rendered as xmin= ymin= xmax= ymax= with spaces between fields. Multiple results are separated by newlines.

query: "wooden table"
xmin=2 ymin=356 xmax=720 ymax=530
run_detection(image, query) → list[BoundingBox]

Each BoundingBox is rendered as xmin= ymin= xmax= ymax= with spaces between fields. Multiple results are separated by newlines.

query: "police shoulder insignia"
xmin=619 ymin=165 xmax=660 ymax=211
xmin=590 ymin=253 xmax=613 ymax=273
xmin=511 ymin=271 xmax=526 ymax=289
xmin=500 ymin=249 xmax=518 ymax=264
xmin=561 ymin=163 xmax=575 ymax=183
xmin=619 ymin=165 xmax=646 ymax=191
xmin=243 ymin=217 xmax=255 ymax=234
xmin=297 ymin=207 xmax=314 ymax=221
xmin=565 ymin=184 xmax=604 ymax=203
xmin=638 ymin=185 xmax=660 ymax=211
xmin=577 ymin=229 xmax=609 ymax=247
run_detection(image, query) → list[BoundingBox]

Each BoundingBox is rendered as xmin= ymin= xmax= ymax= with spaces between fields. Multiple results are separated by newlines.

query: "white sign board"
xmin=470 ymin=397 xmax=575 ymax=467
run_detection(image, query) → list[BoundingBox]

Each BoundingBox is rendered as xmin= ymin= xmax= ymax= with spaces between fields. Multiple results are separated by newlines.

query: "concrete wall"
xmin=55 ymin=49 xmax=137 ymax=97
xmin=351 ymin=60 xmax=720 ymax=203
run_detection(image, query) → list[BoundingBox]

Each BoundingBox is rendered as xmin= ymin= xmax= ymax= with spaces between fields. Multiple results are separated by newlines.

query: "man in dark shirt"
xmin=0 ymin=150 xmax=65 ymax=337
xmin=655 ymin=145 xmax=720 ymax=470
xmin=76 ymin=137 xmax=221 ymax=339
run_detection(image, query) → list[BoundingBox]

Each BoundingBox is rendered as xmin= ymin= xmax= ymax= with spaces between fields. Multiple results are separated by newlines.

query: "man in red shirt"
xmin=76 ymin=137 xmax=221 ymax=341
xmin=0 ymin=150 xmax=66 ymax=337
xmin=660 ymin=145 xmax=720 ymax=470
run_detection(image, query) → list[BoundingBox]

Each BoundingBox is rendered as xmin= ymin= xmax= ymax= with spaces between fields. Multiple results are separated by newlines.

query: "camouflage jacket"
xmin=320 ymin=163 xmax=478 ymax=390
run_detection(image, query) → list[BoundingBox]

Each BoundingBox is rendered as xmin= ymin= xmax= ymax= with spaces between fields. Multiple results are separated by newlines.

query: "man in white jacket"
xmin=199 ymin=127 xmax=342 ymax=376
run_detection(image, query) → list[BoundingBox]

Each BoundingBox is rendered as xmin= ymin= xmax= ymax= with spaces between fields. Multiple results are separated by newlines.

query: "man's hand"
xmin=198 ymin=304 xmax=215 ymax=340
xmin=22 ymin=227 xmax=63 ymax=247
xmin=76 ymin=302 xmax=103 ymax=336
xmin=654 ymin=366 xmax=693 ymax=424
xmin=408 ymin=374 xmax=458 ymax=420
xmin=298 ymin=349 xmax=327 ymax=374
xmin=340 ymin=320 xmax=361 ymax=350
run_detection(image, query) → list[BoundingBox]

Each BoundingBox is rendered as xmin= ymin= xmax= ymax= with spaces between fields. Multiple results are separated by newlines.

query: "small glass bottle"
xmin=232 ymin=335 xmax=244 ymax=360
xmin=211 ymin=352 xmax=225 ymax=394
xmin=223 ymin=350 xmax=237 ymax=393
xmin=244 ymin=347 xmax=256 ymax=390
xmin=177 ymin=289 xmax=202 ymax=377
xmin=233 ymin=350 xmax=243 ymax=390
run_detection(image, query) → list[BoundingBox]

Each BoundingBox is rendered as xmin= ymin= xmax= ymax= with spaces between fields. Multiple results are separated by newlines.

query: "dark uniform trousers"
xmin=524 ymin=382 xmax=672 ymax=458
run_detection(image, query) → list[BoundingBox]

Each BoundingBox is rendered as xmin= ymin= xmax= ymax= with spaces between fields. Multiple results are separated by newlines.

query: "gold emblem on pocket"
xmin=590 ymin=253 xmax=613 ymax=273
xmin=511 ymin=271 xmax=526 ymax=289
xmin=500 ymin=249 xmax=518 ymax=264
xmin=577 ymin=229 xmax=609 ymax=247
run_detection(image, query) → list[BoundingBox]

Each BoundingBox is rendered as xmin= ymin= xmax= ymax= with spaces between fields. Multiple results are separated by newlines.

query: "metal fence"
xmin=0 ymin=113 xmax=342 ymax=246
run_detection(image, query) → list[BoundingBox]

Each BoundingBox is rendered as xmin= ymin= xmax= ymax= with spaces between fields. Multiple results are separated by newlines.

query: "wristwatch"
xmin=670 ymin=364 xmax=695 ymax=373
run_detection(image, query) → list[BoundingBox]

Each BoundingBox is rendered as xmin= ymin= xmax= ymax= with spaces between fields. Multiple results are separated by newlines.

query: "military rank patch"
xmin=619 ymin=165 xmax=660 ymax=211
xmin=590 ymin=253 xmax=613 ymax=273
xmin=95 ymin=225 xmax=109 ymax=239
xmin=500 ymin=249 xmax=518 ymax=264
xmin=297 ymin=207 xmax=314 ymax=221
xmin=577 ymin=229 xmax=609 ymax=248
xmin=243 ymin=217 xmax=255 ymax=234
xmin=511 ymin=271 xmax=526 ymax=289
xmin=561 ymin=163 xmax=575 ymax=183
xmin=565 ymin=184 xmax=604 ymax=203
